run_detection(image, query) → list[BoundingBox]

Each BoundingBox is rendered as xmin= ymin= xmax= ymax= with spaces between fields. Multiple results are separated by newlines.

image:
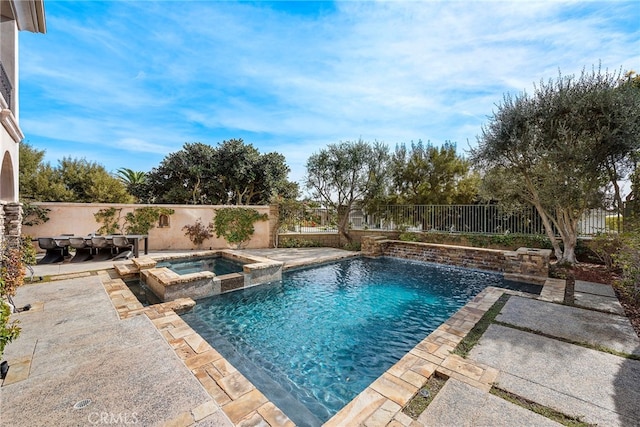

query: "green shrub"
xmin=399 ymin=232 xmax=421 ymax=242
xmin=343 ymin=242 xmax=361 ymax=251
xmin=0 ymin=299 xmax=20 ymax=359
xmin=585 ymin=234 xmax=622 ymax=268
xmin=94 ymin=207 xmax=122 ymax=234
xmin=124 ymin=207 xmax=175 ymax=235
xmin=213 ymin=208 xmax=268 ymax=249
xmin=0 ymin=242 xmax=28 ymax=359
xmin=605 ymin=215 xmax=623 ymax=233
xmin=20 ymin=236 xmax=37 ymax=266
xmin=403 ymin=232 xmax=553 ymax=251
xmin=613 ymin=232 xmax=640 ymax=302
xmin=278 ymin=238 xmax=322 ymax=248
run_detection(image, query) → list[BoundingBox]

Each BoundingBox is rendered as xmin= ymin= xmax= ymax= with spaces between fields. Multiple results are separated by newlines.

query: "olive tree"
xmin=471 ymin=67 xmax=640 ymax=263
xmin=305 ymin=139 xmax=389 ymax=243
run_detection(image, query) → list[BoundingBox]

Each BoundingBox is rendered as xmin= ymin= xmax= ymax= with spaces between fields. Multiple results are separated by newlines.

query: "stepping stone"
xmin=575 ymin=280 xmax=616 ymax=298
xmin=418 ymin=377 xmax=561 ymax=426
xmin=496 ymin=296 xmax=639 ymax=355
xmin=469 ymin=324 xmax=640 ymax=427
xmin=574 ymin=291 xmax=626 ymax=315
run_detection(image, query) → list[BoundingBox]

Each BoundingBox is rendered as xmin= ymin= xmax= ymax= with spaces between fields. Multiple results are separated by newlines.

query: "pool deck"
xmin=2 ymin=248 xmax=639 ymax=426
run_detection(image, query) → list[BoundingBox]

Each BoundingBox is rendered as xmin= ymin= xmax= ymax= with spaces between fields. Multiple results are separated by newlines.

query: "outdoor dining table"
xmin=83 ymin=234 xmax=149 ymax=258
xmin=118 ymin=234 xmax=149 ymax=258
xmin=35 ymin=234 xmax=149 ymax=262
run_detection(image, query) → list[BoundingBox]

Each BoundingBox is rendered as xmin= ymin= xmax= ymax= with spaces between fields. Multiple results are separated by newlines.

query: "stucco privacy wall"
xmin=361 ymin=235 xmax=551 ymax=277
xmin=22 ymin=203 xmax=276 ymax=250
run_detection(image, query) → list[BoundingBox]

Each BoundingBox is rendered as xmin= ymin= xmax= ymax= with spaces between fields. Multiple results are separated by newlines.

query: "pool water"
xmin=125 ymin=280 xmax=162 ymax=307
xmin=181 ymin=257 xmax=537 ymax=425
xmin=156 ymin=256 xmax=244 ymax=276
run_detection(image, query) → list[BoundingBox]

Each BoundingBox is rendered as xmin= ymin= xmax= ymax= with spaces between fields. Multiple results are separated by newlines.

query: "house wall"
xmin=22 ymin=203 xmax=275 ymax=251
xmin=1 ymin=12 xmax=19 ymax=203
xmin=1 ymin=0 xmax=46 ymax=244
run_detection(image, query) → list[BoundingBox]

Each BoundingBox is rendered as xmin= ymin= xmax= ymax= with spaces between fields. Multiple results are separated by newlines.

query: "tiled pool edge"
xmin=323 ymin=286 xmax=505 ymax=426
xmin=99 ymin=271 xmax=295 ymax=427
xmin=100 ymin=269 xmax=565 ymax=427
xmin=324 ymin=277 xmax=566 ymax=426
xmin=114 ymin=250 xmax=284 ymax=302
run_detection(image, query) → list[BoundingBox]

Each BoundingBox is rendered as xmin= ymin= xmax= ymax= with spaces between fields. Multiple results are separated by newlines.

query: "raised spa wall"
xmin=361 ymin=235 xmax=552 ymax=281
xmin=114 ymin=250 xmax=283 ymax=302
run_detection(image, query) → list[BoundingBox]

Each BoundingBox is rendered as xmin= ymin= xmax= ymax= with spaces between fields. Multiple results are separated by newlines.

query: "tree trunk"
xmin=606 ymin=158 xmax=623 ymax=214
xmin=556 ymin=208 xmax=579 ymax=264
xmin=524 ymin=174 xmax=564 ymax=260
xmin=532 ymin=200 xmax=563 ymax=260
xmin=337 ymin=205 xmax=352 ymax=244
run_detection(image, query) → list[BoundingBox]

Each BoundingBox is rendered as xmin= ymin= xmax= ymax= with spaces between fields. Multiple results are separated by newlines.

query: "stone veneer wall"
xmin=0 ymin=201 xmax=22 ymax=247
xmin=361 ymin=235 xmax=551 ymax=277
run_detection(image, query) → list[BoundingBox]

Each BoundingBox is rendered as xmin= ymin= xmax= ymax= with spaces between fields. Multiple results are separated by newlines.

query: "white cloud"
xmin=18 ymin=0 xmax=640 ymax=185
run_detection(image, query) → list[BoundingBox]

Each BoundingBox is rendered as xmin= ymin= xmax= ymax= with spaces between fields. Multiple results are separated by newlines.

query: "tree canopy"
xmin=389 ymin=140 xmax=479 ymax=205
xmin=143 ymin=139 xmax=298 ymax=205
xmin=305 ymin=139 xmax=388 ymax=242
xmin=471 ymin=67 xmax=640 ymax=263
xmin=19 ymin=143 xmax=133 ymax=203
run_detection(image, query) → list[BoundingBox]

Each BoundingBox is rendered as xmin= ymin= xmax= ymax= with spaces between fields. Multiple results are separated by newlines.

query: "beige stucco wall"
xmin=22 ymin=203 xmax=275 ymax=251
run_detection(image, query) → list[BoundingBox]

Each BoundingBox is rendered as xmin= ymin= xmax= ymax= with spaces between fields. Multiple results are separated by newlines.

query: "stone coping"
xmin=114 ymin=250 xmax=283 ymax=302
xmin=115 ymin=250 xmax=282 ymax=275
xmin=99 ymin=271 xmax=294 ymax=427
xmin=101 ymin=262 xmax=565 ymax=426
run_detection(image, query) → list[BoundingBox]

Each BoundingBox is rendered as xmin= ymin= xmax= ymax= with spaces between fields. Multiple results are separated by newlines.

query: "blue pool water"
xmin=156 ymin=256 xmax=244 ymax=276
xmin=181 ymin=257 xmax=535 ymax=425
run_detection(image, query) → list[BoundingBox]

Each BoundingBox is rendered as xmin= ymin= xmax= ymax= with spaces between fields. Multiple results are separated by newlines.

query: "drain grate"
xmin=73 ymin=399 xmax=92 ymax=410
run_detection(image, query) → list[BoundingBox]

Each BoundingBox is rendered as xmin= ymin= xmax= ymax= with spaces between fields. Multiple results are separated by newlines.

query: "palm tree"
xmin=115 ymin=168 xmax=148 ymax=202
xmin=116 ymin=168 xmax=147 ymax=186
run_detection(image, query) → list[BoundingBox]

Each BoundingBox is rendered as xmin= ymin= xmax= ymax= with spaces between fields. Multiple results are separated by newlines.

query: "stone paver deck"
xmin=574 ymin=279 xmax=626 ymax=315
xmin=469 ymin=324 xmax=640 ymax=427
xmin=418 ymin=378 xmax=562 ymax=427
xmin=496 ymin=295 xmax=640 ymax=355
xmin=1 ymin=275 xmax=230 ymax=426
xmin=243 ymin=247 xmax=360 ymax=270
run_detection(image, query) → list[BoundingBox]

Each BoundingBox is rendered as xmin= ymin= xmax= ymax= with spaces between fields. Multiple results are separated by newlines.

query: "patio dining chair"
xmin=111 ymin=235 xmax=134 ymax=260
xmin=68 ymin=237 xmax=93 ymax=263
xmin=37 ymin=238 xmax=65 ymax=264
xmin=91 ymin=236 xmax=114 ymax=261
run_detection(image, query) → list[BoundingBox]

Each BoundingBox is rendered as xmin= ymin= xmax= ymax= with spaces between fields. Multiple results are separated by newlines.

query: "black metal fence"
xmin=280 ymin=204 xmax=627 ymax=237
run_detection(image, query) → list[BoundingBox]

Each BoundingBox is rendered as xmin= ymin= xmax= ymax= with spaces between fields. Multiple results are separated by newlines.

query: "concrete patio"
xmin=1 ymin=248 xmax=639 ymax=426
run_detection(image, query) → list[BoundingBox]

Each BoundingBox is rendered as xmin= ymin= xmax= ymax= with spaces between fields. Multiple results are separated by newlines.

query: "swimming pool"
xmin=156 ymin=256 xmax=244 ymax=276
xmin=181 ymin=257 xmax=536 ymax=425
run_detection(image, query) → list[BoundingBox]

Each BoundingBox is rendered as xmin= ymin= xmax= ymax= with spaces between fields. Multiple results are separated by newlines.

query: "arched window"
xmin=158 ymin=214 xmax=170 ymax=228
xmin=0 ymin=151 xmax=15 ymax=202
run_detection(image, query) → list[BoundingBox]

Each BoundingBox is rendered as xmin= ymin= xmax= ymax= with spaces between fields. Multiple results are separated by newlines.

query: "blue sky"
xmin=18 ymin=0 xmax=640 ymax=188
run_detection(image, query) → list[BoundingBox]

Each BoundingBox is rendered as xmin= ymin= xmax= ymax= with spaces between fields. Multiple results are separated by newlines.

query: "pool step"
xmin=113 ymin=257 xmax=158 ymax=277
